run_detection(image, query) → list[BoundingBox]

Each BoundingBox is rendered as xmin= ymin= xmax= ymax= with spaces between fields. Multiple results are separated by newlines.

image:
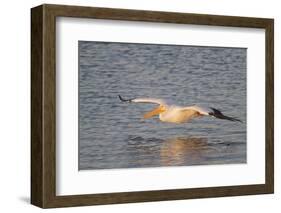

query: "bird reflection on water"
xmin=160 ymin=137 xmax=209 ymax=166
xmin=124 ymin=136 xmax=230 ymax=169
xmin=80 ymin=134 xmax=246 ymax=170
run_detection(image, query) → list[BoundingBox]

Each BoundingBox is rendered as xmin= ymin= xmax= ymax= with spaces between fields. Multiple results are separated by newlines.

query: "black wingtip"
xmin=210 ymin=107 xmax=223 ymax=115
xmin=118 ymin=95 xmax=132 ymax=102
xmin=209 ymin=107 xmax=242 ymax=123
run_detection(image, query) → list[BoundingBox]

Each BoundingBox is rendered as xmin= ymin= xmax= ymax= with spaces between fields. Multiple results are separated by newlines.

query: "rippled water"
xmin=79 ymin=41 xmax=247 ymax=170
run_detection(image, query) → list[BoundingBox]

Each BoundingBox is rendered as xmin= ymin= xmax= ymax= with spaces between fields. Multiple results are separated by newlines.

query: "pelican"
xmin=118 ymin=95 xmax=242 ymax=124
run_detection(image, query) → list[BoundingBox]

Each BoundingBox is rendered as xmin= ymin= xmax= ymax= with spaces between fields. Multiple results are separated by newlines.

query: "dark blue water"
xmin=79 ymin=41 xmax=247 ymax=170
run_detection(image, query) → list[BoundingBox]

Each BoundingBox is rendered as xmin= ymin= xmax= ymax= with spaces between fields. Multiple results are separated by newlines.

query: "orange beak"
xmin=143 ymin=106 xmax=166 ymax=119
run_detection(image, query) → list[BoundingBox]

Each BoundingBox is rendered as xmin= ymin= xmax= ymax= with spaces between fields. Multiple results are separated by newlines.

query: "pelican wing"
xmin=182 ymin=105 xmax=242 ymax=122
xmin=181 ymin=106 xmax=210 ymax=115
xmin=179 ymin=109 xmax=201 ymax=122
xmin=132 ymin=98 xmax=165 ymax=105
xmin=119 ymin=95 xmax=166 ymax=106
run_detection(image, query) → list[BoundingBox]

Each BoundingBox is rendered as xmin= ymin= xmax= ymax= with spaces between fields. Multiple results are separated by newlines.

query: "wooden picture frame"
xmin=31 ymin=4 xmax=274 ymax=208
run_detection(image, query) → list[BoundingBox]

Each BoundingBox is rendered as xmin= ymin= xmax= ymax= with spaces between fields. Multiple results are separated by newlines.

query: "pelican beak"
xmin=143 ymin=106 xmax=165 ymax=119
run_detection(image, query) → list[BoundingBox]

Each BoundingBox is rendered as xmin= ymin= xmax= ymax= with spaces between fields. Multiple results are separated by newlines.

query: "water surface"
xmin=79 ymin=41 xmax=247 ymax=170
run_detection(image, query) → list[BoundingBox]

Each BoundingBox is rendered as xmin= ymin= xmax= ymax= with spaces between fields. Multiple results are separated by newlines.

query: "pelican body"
xmin=118 ymin=95 xmax=241 ymax=124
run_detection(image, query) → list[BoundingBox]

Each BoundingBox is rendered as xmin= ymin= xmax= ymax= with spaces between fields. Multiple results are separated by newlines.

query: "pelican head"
xmin=143 ymin=105 xmax=166 ymax=119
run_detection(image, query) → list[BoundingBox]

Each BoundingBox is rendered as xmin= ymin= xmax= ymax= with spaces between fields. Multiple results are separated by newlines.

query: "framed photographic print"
xmin=31 ymin=4 xmax=274 ymax=208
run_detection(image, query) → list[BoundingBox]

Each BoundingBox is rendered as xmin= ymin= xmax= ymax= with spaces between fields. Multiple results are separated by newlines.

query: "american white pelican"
xmin=119 ymin=95 xmax=242 ymax=123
